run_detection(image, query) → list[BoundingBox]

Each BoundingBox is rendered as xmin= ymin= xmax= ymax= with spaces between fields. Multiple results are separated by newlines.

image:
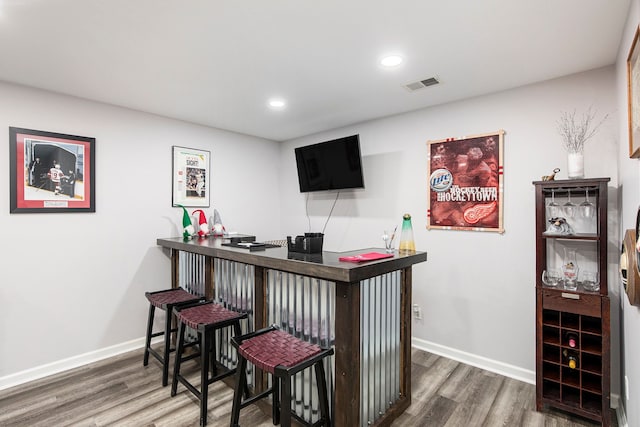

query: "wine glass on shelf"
xmin=547 ymin=189 xmax=560 ymax=218
xmin=580 ymin=189 xmax=596 ymax=219
xmin=563 ymin=189 xmax=577 ymax=218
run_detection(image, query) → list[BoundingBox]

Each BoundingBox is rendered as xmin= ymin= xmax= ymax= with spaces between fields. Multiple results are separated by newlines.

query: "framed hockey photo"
xmin=172 ymin=146 xmax=210 ymax=207
xmin=10 ymin=127 xmax=96 ymax=213
xmin=427 ymin=130 xmax=504 ymax=233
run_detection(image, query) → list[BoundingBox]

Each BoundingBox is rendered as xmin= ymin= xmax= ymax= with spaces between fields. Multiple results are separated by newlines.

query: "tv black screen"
xmin=295 ymin=134 xmax=365 ymax=193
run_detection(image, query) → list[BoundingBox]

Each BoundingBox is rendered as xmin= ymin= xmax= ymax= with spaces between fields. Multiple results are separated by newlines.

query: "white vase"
xmin=567 ymin=151 xmax=584 ymax=179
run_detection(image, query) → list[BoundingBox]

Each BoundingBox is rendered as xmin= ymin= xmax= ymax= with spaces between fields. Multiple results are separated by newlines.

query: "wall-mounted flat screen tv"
xmin=295 ymin=134 xmax=365 ymax=193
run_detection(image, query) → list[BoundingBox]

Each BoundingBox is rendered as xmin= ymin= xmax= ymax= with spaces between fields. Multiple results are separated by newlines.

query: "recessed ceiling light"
xmin=380 ymin=55 xmax=403 ymax=67
xmin=268 ymin=99 xmax=286 ymax=109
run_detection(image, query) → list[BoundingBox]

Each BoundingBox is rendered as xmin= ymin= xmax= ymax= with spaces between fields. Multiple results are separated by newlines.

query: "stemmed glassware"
xmin=563 ymin=189 xmax=577 ymax=218
xmin=547 ymin=189 xmax=560 ymax=218
xmin=562 ymin=248 xmax=579 ymax=291
xmin=580 ymin=189 xmax=596 ymax=219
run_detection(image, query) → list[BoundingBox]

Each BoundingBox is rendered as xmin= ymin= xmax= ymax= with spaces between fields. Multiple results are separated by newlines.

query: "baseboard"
xmin=0 ymin=336 xmax=159 ymax=391
xmin=611 ymin=393 xmax=620 ymax=410
xmin=616 ymin=400 xmax=628 ymax=427
xmin=412 ymin=337 xmax=536 ymax=384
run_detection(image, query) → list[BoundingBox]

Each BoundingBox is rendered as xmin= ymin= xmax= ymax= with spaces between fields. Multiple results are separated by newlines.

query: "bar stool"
xmin=171 ymin=301 xmax=248 ymax=427
xmin=230 ymin=326 xmax=333 ymax=427
xmin=144 ymin=288 xmax=205 ymax=386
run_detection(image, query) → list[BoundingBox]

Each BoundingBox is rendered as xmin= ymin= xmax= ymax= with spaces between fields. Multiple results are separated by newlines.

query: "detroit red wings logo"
xmin=463 ymin=201 xmax=497 ymax=224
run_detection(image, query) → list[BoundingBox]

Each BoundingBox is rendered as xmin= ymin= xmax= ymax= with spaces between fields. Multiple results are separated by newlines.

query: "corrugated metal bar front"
xmin=179 ymin=251 xmax=206 ymax=296
xmin=214 ymin=259 xmax=255 ymax=382
xmin=360 ymin=271 xmax=401 ymax=427
xmin=177 ymin=254 xmax=254 ymax=378
xmin=178 ymin=251 xmax=206 ymax=343
xmin=178 ymin=252 xmax=402 ymax=427
xmin=266 ymin=270 xmax=336 ymax=425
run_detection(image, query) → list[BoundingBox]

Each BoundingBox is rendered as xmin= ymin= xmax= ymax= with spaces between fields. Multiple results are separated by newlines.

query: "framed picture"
xmin=427 ymin=130 xmax=504 ymax=233
xmin=10 ymin=127 xmax=95 ymax=213
xmin=172 ymin=146 xmax=210 ymax=207
xmin=628 ymin=26 xmax=640 ymax=158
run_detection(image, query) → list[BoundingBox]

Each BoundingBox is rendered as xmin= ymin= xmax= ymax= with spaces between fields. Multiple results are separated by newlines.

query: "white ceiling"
xmin=0 ymin=0 xmax=631 ymax=141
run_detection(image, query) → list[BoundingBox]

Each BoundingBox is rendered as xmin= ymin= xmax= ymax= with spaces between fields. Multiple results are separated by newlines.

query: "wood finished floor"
xmin=0 ymin=347 xmax=616 ymax=427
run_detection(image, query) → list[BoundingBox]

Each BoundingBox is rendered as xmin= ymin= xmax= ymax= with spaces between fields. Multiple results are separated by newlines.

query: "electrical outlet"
xmin=625 ymin=375 xmax=630 ymax=401
xmin=412 ymin=304 xmax=422 ymax=320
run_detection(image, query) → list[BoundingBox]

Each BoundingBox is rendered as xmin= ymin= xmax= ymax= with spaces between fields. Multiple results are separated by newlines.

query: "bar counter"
xmin=157 ymin=236 xmax=427 ymax=427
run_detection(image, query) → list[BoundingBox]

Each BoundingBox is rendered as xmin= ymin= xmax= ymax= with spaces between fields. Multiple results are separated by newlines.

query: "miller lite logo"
xmin=430 ymin=168 xmax=453 ymax=192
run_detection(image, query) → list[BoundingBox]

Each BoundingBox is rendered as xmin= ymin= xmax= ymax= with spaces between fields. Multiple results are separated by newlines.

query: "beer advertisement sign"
xmin=427 ymin=130 xmax=504 ymax=233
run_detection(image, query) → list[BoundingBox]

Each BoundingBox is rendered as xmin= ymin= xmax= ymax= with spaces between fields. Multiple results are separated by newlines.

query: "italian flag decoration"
xmin=178 ymin=204 xmax=195 ymax=239
xmin=192 ymin=209 xmax=210 ymax=237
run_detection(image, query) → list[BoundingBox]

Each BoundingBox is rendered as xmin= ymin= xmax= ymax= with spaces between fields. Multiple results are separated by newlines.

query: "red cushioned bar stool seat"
xmin=171 ymin=301 xmax=248 ymax=427
xmin=144 ymin=288 xmax=205 ymax=386
xmin=230 ymin=326 xmax=333 ymax=427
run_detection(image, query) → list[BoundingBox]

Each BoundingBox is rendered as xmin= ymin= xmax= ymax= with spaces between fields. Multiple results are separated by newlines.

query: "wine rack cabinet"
xmin=533 ymin=178 xmax=610 ymax=426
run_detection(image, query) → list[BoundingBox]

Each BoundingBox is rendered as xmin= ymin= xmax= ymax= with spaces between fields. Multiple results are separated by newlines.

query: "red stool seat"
xmin=143 ymin=288 xmax=204 ymax=386
xmin=238 ymin=329 xmax=323 ymax=374
xmin=171 ymin=301 xmax=247 ymax=427
xmin=176 ymin=302 xmax=247 ymax=330
xmin=230 ymin=326 xmax=333 ymax=427
xmin=147 ymin=288 xmax=203 ymax=308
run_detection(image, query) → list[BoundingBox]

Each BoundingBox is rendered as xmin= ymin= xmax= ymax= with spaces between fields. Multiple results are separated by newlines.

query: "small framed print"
xmin=172 ymin=146 xmax=210 ymax=207
xmin=10 ymin=127 xmax=95 ymax=213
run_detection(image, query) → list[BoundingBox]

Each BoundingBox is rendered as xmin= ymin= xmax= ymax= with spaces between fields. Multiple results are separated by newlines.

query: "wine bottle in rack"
xmin=565 ymin=332 xmax=578 ymax=348
xmin=563 ymin=349 xmax=579 ymax=369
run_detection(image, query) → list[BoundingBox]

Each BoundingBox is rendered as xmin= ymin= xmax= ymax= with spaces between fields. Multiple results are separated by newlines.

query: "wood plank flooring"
xmin=0 ymin=347 xmax=616 ymax=427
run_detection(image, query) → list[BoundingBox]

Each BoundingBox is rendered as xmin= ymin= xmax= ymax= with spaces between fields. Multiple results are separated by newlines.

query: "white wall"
xmin=0 ymin=81 xmax=282 ymax=383
xmin=279 ymin=67 xmax=620 ymax=387
xmin=616 ymin=0 xmax=640 ymax=424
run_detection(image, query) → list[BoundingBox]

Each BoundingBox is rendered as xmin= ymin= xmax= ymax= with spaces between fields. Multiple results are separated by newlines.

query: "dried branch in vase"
xmin=556 ymin=106 xmax=609 ymax=153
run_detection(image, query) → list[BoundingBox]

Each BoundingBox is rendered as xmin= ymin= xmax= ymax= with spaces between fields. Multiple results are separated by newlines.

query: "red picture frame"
xmin=9 ymin=127 xmax=96 ymax=213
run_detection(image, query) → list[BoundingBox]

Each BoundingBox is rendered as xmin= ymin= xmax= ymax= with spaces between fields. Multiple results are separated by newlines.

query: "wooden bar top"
xmin=157 ymin=236 xmax=427 ymax=283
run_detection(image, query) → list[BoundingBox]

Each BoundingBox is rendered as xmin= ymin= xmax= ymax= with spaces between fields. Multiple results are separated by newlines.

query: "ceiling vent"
xmin=404 ymin=77 xmax=439 ymax=92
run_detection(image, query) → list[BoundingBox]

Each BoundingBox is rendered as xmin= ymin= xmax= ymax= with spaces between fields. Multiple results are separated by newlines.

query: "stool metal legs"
xmin=200 ymin=327 xmax=210 ymax=426
xmin=143 ymin=303 xmax=155 ymax=366
xmin=315 ymin=360 xmax=330 ymax=426
xmin=230 ymin=355 xmax=248 ymax=427
xmin=143 ymin=290 xmax=204 ymax=387
xmin=172 ymin=317 xmax=245 ymax=426
xmin=143 ymin=303 xmax=174 ymax=386
xmin=162 ymin=307 xmax=173 ymax=386
xmin=230 ymin=361 xmax=332 ymax=427
xmin=230 ymin=342 xmax=333 ymax=427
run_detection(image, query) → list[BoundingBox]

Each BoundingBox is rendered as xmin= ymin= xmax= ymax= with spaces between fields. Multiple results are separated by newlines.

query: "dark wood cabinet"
xmin=533 ymin=178 xmax=610 ymax=426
